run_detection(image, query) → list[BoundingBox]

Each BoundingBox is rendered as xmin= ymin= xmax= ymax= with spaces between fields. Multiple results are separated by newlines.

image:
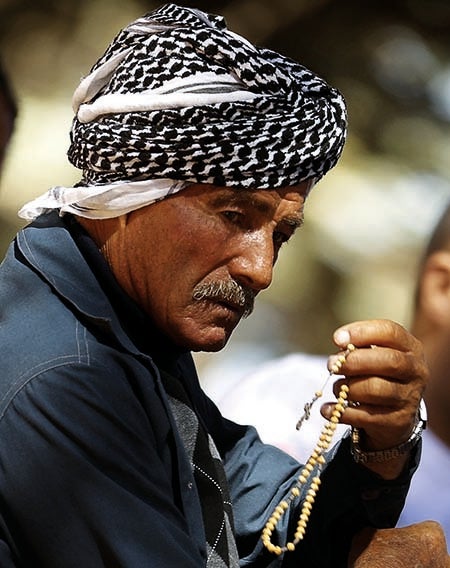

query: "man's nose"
xmin=228 ymin=234 xmax=274 ymax=292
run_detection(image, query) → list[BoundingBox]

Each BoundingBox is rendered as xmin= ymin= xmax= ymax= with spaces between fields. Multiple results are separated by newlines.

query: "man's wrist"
xmin=351 ymin=399 xmax=427 ymax=464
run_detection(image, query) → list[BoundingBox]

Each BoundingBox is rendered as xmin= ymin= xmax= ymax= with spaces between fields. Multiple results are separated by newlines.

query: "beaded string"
xmin=261 ymin=343 xmax=356 ymax=556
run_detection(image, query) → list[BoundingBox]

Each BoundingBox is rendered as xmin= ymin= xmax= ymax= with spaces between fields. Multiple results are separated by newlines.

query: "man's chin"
xmin=187 ymin=323 xmax=236 ymax=353
xmin=191 ymin=332 xmax=232 ymax=353
xmin=171 ymin=314 xmax=240 ymax=352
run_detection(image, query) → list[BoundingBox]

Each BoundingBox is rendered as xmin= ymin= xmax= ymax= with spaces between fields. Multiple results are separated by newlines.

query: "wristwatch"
xmin=351 ymin=399 xmax=427 ymax=464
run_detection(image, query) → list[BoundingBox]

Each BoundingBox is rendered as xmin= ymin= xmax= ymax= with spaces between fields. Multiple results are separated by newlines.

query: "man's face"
xmin=109 ymin=181 xmax=311 ymax=352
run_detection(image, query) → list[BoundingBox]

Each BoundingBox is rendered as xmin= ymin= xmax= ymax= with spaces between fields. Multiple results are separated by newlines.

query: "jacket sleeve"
xmin=0 ymin=360 xmax=209 ymax=568
xmin=197 ymin=384 xmax=420 ymax=568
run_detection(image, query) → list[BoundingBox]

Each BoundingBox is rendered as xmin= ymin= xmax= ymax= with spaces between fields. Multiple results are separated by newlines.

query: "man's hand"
xmin=322 ymin=319 xmax=429 ymax=479
xmin=348 ymin=521 xmax=450 ymax=567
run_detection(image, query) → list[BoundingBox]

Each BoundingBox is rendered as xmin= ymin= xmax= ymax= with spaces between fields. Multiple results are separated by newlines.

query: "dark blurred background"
xmin=0 ymin=0 xmax=449 ymax=377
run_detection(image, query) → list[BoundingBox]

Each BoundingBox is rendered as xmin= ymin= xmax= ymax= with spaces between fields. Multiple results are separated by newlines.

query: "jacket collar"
xmin=16 ymin=212 xmax=153 ymax=359
xmin=17 ymin=212 xmax=190 ymax=374
xmin=17 ymin=212 xmax=114 ymax=322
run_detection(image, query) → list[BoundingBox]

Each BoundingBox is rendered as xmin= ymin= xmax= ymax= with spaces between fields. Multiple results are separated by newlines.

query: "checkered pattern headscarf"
xmin=19 ymin=3 xmax=347 ymax=220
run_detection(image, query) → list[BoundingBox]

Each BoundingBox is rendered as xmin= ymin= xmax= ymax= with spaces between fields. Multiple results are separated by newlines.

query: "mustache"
xmin=192 ymin=279 xmax=256 ymax=318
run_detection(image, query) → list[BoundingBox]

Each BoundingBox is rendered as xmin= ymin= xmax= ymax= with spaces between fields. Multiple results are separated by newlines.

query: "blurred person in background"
xmin=0 ymin=60 xmax=17 ymax=172
xmin=398 ymin=200 xmax=450 ymax=538
xmin=0 ymin=3 xmax=441 ymax=567
xmin=0 ymin=60 xmax=19 ymax=256
xmin=216 ymin=200 xmax=450 ymax=547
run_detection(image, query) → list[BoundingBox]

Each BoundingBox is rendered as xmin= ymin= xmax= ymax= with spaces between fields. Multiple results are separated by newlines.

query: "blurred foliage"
xmin=0 ymin=0 xmax=449 ymax=361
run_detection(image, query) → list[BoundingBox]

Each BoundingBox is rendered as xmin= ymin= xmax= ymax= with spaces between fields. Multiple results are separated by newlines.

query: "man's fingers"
xmin=333 ymin=319 xmax=421 ymax=353
xmin=328 ymin=347 xmax=425 ymax=383
xmin=331 ymin=375 xmax=420 ymax=408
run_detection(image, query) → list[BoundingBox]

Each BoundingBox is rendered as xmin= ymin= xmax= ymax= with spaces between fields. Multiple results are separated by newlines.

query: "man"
xmin=0 ymin=4 xmax=429 ymax=567
xmin=216 ymin=202 xmax=450 ymax=549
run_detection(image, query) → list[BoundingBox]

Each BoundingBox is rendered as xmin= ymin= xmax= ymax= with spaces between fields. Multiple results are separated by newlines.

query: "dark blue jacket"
xmin=0 ymin=213 xmax=418 ymax=567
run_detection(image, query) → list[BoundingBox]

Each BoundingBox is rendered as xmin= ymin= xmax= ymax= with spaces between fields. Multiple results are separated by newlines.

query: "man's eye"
xmin=222 ymin=211 xmax=243 ymax=224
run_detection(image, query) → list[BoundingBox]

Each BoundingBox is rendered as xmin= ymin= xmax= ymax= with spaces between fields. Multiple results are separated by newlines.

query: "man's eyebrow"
xmin=209 ymin=191 xmax=256 ymax=208
xmin=210 ymin=192 xmax=304 ymax=226
xmin=281 ymin=215 xmax=304 ymax=230
xmin=210 ymin=191 xmax=279 ymax=218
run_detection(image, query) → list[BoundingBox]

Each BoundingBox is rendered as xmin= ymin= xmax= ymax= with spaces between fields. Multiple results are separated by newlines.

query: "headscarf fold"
xmin=19 ymin=3 xmax=347 ymax=221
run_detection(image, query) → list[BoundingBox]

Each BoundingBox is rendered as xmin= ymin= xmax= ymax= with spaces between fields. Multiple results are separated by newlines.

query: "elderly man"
xmin=0 ymin=4 xmax=428 ymax=567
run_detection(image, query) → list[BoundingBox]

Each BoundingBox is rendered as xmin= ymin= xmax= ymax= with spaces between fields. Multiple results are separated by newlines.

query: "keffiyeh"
xmin=19 ymin=3 xmax=347 ymax=221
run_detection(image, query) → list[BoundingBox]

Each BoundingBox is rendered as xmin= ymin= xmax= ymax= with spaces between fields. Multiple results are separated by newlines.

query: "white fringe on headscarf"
xmin=18 ymin=179 xmax=188 ymax=220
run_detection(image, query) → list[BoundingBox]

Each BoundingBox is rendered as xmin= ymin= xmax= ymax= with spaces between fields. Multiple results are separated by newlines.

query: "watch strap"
xmin=350 ymin=399 xmax=426 ymax=464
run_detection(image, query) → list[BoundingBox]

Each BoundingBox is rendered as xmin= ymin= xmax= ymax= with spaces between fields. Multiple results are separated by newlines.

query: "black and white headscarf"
xmin=19 ymin=3 xmax=347 ymax=220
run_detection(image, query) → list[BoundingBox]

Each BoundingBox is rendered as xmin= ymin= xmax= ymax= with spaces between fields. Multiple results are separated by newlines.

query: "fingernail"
xmin=321 ymin=403 xmax=333 ymax=419
xmin=334 ymin=328 xmax=350 ymax=347
xmin=328 ymin=354 xmax=344 ymax=375
xmin=322 ymin=406 xmax=331 ymax=419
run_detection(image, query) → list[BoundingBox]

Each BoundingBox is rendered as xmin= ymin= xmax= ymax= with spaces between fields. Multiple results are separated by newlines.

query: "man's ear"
xmin=418 ymin=250 xmax=450 ymax=327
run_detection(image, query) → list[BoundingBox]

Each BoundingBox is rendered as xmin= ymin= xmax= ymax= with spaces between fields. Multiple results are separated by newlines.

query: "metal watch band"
xmin=350 ymin=399 xmax=427 ymax=464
